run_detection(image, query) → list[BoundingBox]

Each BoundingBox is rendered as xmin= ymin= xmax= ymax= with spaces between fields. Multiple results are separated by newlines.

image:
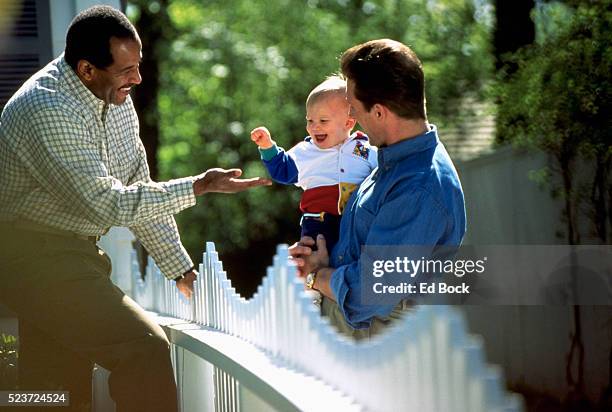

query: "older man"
xmin=290 ymin=39 xmax=466 ymax=340
xmin=0 ymin=5 xmax=269 ymax=411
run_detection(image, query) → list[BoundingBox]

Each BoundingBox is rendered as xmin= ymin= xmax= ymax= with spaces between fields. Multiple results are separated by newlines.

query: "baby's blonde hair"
xmin=306 ymin=74 xmax=347 ymax=108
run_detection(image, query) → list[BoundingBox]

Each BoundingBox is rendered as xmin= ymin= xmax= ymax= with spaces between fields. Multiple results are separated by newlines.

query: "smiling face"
xmin=306 ymin=94 xmax=356 ymax=149
xmin=86 ymin=36 xmax=142 ymax=105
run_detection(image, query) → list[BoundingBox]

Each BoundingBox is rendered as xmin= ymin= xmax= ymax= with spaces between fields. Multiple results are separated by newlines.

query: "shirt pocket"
xmin=351 ymin=194 xmax=378 ymax=241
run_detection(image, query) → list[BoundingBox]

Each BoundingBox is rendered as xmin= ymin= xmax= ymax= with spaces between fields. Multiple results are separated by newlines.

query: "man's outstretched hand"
xmin=193 ymin=168 xmax=271 ymax=196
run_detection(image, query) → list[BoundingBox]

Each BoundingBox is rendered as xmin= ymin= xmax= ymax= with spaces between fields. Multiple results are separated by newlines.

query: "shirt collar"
xmin=57 ymin=54 xmax=108 ymax=121
xmin=347 ymin=131 xmax=367 ymax=142
xmin=378 ymin=124 xmax=438 ymax=169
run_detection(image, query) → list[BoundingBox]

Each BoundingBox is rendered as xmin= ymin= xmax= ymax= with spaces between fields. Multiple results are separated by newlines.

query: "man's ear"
xmin=76 ymin=60 xmax=96 ymax=82
xmin=372 ymin=103 xmax=387 ymax=121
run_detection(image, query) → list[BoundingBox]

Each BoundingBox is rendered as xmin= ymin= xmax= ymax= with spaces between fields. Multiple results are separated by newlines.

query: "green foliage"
xmin=496 ymin=2 xmax=610 ymax=152
xmin=409 ymin=0 xmax=494 ymax=124
xmin=130 ymin=0 xmax=494 ymax=266
xmin=494 ymin=1 xmax=611 ymax=242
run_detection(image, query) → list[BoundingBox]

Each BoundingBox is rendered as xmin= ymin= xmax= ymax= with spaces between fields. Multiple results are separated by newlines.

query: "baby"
xmin=250 ymin=75 xmax=377 ymax=252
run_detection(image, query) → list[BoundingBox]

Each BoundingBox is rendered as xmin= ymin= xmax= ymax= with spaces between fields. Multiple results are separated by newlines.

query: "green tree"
xmin=495 ymin=1 xmax=611 ymax=245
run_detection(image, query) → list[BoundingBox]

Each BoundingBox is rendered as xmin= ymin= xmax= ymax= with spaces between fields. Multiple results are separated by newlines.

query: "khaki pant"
xmin=320 ymin=296 xmax=413 ymax=341
xmin=0 ymin=223 xmax=178 ymax=412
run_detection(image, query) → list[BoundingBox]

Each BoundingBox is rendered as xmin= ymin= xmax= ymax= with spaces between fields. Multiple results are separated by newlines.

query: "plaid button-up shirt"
xmin=0 ymin=55 xmax=196 ymax=279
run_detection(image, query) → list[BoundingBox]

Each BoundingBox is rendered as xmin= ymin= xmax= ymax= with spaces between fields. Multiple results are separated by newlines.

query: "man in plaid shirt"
xmin=0 ymin=5 xmax=269 ymax=411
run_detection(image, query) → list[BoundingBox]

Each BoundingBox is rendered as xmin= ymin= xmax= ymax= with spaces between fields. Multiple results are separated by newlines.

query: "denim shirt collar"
xmin=377 ymin=124 xmax=438 ymax=170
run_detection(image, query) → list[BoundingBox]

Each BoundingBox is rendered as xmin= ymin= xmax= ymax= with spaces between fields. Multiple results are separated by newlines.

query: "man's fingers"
xmin=201 ymin=168 xmax=272 ymax=193
xmin=229 ymin=177 xmax=272 ymax=188
xmin=291 ymin=256 xmax=305 ymax=267
xmin=316 ymin=234 xmax=327 ymax=255
xmin=298 ymin=236 xmax=316 ymax=247
xmin=230 ymin=176 xmax=270 ymax=184
xmin=290 ymin=257 xmax=312 ymax=278
xmin=288 ymin=242 xmax=304 ymax=257
xmin=289 ymin=245 xmax=312 ymax=257
xmin=228 ymin=168 xmax=242 ymax=177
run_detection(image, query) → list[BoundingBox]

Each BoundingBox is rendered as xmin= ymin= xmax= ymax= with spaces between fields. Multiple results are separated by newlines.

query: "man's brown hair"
xmin=340 ymin=39 xmax=426 ymax=120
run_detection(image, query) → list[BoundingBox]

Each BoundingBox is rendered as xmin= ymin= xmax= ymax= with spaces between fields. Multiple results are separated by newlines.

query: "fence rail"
xmin=113 ymin=240 xmax=523 ymax=412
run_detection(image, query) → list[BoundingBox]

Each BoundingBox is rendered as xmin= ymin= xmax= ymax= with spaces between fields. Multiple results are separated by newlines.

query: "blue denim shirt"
xmin=329 ymin=124 xmax=466 ymax=328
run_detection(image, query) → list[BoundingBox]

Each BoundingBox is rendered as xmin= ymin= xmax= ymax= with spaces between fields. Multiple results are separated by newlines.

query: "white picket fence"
xmin=109 ymin=238 xmax=524 ymax=412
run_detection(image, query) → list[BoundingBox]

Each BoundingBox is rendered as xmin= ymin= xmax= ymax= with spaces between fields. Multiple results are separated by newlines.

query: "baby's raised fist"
xmin=250 ymin=126 xmax=273 ymax=149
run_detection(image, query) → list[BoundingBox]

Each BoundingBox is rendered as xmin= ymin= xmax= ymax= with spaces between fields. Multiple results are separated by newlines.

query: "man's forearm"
xmin=129 ymin=216 xmax=194 ymax=279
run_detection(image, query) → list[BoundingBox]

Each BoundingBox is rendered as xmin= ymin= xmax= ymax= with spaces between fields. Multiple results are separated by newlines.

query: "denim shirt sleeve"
xmin=330 ymin=189 xmax=449 ymax=329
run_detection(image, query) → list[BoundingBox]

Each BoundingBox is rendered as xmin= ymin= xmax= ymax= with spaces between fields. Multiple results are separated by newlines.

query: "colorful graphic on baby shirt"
xmin=352 ymin=141 xmax=370 ymax=160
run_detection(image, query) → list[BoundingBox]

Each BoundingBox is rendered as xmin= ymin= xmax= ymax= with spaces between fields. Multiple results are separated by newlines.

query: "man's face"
xmin=346 ymin=79 xmax=380 ymax=145
xmin=89 ymin=37 xmax=142 ymax=105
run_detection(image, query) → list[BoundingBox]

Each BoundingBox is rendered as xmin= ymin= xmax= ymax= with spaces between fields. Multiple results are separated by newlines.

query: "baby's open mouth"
xmin=314 ymin=134 xmax=327 ymax=143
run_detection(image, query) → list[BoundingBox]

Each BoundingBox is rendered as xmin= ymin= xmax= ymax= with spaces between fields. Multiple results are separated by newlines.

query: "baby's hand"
xmin=250 ymin=126 xmax=274 ymax=149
